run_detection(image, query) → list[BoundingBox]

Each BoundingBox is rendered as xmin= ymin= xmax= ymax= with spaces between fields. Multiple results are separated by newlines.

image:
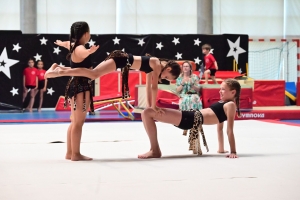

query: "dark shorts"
xmin=209 ymin=69 xmax=217 ymax=76
xmin=176 ymin=111 xmax=196 ymax=130
xmin=26 ymin=85 xmax=36 ymax=89
xmin=38 ymin=80 xmax=45 ymax=90
xmin=106 ymin=50 xmax=133 ymax=69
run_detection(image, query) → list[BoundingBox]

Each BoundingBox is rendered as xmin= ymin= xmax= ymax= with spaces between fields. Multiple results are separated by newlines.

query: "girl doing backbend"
xmin=138 ymin=78 xmax=241 ymax=159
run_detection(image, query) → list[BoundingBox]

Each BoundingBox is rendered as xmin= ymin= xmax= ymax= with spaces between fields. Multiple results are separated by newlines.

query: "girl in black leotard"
xmin=138 ymin=78 xmax=241 ymax=159
xmin=45 ymin=46 xmax=181 ymax=115
xmin=53 ymin=21 xmax=99 ymax=161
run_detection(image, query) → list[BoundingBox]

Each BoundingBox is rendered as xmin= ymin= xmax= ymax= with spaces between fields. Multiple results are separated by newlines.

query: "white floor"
xmin=0 ymin=120 xmax=300 ymax=200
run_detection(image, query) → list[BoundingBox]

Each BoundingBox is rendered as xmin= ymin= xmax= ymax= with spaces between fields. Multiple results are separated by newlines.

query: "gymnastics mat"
xmin=253 ymin=80 xmax=285 ymax=106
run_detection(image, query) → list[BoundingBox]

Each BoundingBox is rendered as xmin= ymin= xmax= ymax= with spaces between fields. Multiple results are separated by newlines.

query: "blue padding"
xmin=285 ymin=82 xmax=296 ymax=96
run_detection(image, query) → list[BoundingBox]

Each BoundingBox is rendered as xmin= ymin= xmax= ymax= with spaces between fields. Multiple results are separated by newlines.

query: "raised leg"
xmin=45 ymin=59 xmax=117 ymax=80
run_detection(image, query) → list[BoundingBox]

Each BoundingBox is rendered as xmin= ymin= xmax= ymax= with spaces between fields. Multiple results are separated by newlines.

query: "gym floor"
xmin=0 ymin=119 xmax=299 ymax=200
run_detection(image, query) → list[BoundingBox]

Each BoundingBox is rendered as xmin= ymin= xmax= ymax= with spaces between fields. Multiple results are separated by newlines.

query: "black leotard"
xmin=127 ymin=54 xmax=153 ymax=74
xmin=209 ymin=101 xmax=228 ymax=123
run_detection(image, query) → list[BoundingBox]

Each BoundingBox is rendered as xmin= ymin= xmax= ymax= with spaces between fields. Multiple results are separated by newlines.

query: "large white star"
xmin=175 ymin=52 xmax=182 ymax=60
xmin=10 ymin=87 xmax=19 ymax=96
xmin=53 ymin=47 xmax=61 ymax=55
xmin=88 ymin=39 xmax=95 ymax=47
xmin=33 ymin=53 xmax=42 ymax=61
xmin=226 ymin=37 xmax=246 ymax=64
xmin=209 ymin=49 xmax=214 ymax=54
xmin=112 ymin=37 xmax=120 ymax=45
xmin=138 ymin=39 xmax=145 ymax=46
xmin=172 ymin=37 xmax=180 ymax=45
xmin=47 ymin=87 xmax=55 ymax=95
xmin=156 ymin=42 xmax=164 ymax=50
xmin=194 ymin=38 xmax=201 ymax=46
xmin=194 ymin=57 xmax=201 ymax=65
xmin=12 ymin=43 xmax=22 ymax=52
xmin=0 ymin=48 xmax=19 ymax=79
xmin=40 ymin=37 xmax=48 ymax=45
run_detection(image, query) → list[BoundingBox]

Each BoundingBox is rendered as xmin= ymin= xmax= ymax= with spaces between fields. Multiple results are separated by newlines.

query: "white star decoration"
xmin=33 ymin=53 xmax=42 ymax=61
xmin=10 ymin=87 xmax=19 ymax=96
xmin=209 ymin=49 xmax=214 ymax=54
xmin=175 ymin=52 xmax=182 ymax=60
xmin=53 ymin=47 xmax=61 ymax=55
xmin=156 ymin=42 xmax=164 ymax=50
xmin=12 ymin=43 xmax=21 ymax=52
xmin=47 ymin=87 xmax=55 ymax=95
xmin=0 ymin=48 xmax=19 ymax=79
xmin=40 ymin=37 xmax=48 ymax=45
xmin=138 ymin=39 xmax=145 ymax=46
xmin=106 ymin=52 xmax=110 ymax=55
xmin=88 ymin=39 xmax=95 ymax=47
xmin=194 ymin=57 xmax=201 ymax=65
xmin=172 ymin=37 xmax=180 ymax=45
xmin=122 ymin=48 xmax=125 ymax=52
xmin=226 ymin=37 xmax=246 ymax=64
xmin=59 ymin=62 xmax=65 ymax=67
xmin=112 ymin=37 xmax=120 ymax=45
xmin=238 ymin=68 xmax=243 ymax=74
xmin=194 ymin=38 xmax=201 ymax=46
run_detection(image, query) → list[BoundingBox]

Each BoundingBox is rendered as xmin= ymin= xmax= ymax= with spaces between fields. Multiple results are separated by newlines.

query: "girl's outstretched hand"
xmin=226 ymin=153 xmax=238 ymax=158
xmin=152 ymin=106 xmax=165 ymax=115
xmin=54 ymin=40 xmax=63 ymax=46
xmin=88 ymin=45 xmax=99 ymax=54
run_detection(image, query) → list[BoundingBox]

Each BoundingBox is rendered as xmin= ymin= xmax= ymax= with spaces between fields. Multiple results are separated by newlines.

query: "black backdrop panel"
xmin=0 ymin=32 xmax=248 ymax=109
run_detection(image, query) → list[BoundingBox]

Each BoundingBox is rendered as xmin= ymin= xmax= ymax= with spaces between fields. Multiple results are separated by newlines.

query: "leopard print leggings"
xmin=186 ymin=111 xmax=209 ymax=155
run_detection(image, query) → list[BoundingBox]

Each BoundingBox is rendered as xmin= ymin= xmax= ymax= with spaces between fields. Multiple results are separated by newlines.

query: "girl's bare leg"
xmin=70 ymin=91 xmax=92 ymax=161
xmin=28 ymin=89 xmax=37 ymax=112
xmin=45 ymin=59 xmax=117 ymax=80
xmin=65 ymin=104 xmax=74 ymax=160
xmin=22 ymin=88 xmax=28 ymax=102
xmin=38 ymin=90 xmax=44 ymax=111
xmin=138 ymin=108 xmax=182 ymax=159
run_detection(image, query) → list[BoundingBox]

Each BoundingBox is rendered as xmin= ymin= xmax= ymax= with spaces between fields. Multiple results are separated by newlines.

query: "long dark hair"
xmin=224 ymin=78 xmax=241 ymax=117
xmin=145 ymin=53 xmax=181 ymax=81
xmin=66 ymin=21 xmax=90 ymax=60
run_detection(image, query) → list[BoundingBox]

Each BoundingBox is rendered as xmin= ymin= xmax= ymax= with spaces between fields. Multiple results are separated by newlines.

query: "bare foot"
xmin=38 ymin=108 xmax=41 ymax=112
xmin=45 ymin=63 xmax=60 ymax=78
xmin=71 ymin=153 xmax=93 ymax=161
xmin=138 ymin=149 xmax=162 ymax=159
xmin=65 ymin=153 xmax=72 ymax=160
xmin=28 ymin=108 xmax=33 ymax=112
xmin=217 ymin=150 xmax=229 ymax=153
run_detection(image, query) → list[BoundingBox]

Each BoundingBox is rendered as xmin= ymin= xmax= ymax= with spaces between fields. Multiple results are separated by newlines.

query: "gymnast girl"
xmin=52 ymin=21 xmax=98 ymax=161
xmin=45 ymin=42 xmax=181 ymax=114
xmin=138 ymin=78 xmax=241 ymax=159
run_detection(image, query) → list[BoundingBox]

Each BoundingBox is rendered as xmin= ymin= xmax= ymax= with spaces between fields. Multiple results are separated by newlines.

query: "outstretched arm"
xmin=217 ymin=122 xmax=228 ymax=153
xmin=225 ymin=102 xmax=238 ymax=158
xmin=54 ymin=40 xmax=70 ymax=50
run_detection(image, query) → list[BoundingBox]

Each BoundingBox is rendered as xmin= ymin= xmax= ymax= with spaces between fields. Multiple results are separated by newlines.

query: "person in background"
xmin=23 ymin=58 xmax=38 ymax=112
xmin=35 ymin=60 xmax=47 ymax=112
xmin=176 ymin=61 xmax=202 ymax=135
xmin=202 ymin=44 xmax=218 ymax=84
